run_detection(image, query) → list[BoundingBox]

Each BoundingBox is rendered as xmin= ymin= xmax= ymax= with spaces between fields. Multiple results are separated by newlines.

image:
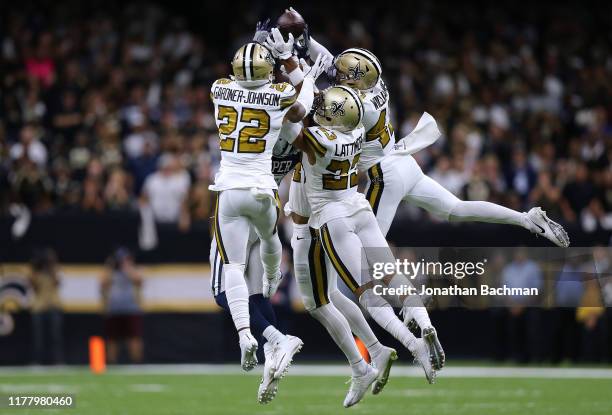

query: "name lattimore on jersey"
xmin=371 ymin=83 xmax=389 ymax=110
xmin=334 ymin=136 xmax=363 ymax=157
xmin=212 ymin=86 xmax=280 ymax=107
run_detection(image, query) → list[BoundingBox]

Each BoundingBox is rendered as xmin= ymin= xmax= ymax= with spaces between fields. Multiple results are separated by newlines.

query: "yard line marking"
xmin=1 ymin=365 xmax=612 ymax=379
xmin=129 ymin=384 xmax=167 ymax=392
xmin=0 ymin=383 xmax=78 ymax=393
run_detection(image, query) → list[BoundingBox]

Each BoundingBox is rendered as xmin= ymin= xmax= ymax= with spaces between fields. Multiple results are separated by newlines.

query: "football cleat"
xmin=422 ymin=327 xmax=445 ymax=370
xmin=370 ymin=346 xmax=398 ymax=395
xmin=343 ymin=364 xmax=379 ymax=408
xmin=410 ymin=338 xmax=436 ymax=384
xmin=525 ymin=207 xmax=570 ymax=248
xmin=239 ymin=332 xmax=259 ymax=371
xmin=258 ymin=343 xmax=279 ymax=404
xmin=263 ymin=271 xmax=283 ymax=298
xmin=272 ymin=335 xmax=303 ymax=379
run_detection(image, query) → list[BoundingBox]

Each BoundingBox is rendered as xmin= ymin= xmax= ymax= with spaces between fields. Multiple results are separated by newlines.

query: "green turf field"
xmin=1 ymin=368 xmax=611 ymax=415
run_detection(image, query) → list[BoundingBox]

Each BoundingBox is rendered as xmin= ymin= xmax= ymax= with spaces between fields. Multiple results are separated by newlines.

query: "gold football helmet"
xmin=231 ymin=42 xmax=275 ymax=87
xmin=313 ymin=86 xmax=364 ymax=132
xmin=334 ymin=48 xmax=382 ymax=91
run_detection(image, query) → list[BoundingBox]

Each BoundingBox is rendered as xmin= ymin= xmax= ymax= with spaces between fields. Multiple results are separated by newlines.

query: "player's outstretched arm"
xmin=308 ymin=36 xmax=334 ymax=67
xmin=284 ymin=53 xmax=328 ymax=122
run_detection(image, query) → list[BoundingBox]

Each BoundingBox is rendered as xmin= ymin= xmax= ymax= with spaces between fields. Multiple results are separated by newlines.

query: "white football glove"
xmin=263 ymin=27 xmax=294 ymax=60
xmin=304 ymin=53 xmax=330 ymax=81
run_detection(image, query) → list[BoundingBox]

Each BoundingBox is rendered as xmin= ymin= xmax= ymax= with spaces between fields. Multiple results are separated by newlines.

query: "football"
xmin=277 ymin=9 xmax=306 ymax=39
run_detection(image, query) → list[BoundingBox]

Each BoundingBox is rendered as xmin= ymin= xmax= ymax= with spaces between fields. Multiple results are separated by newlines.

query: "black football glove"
xmin=253 ymin=18 xmax=272 ymax=44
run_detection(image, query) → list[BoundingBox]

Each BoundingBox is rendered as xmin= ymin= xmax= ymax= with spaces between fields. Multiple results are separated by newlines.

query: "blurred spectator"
xmin=551 ymin=256 xmax=583 ymax=362
xmin=24 ymin=33 xmax=56 ymax=88
xmin=100 ymin=248 xmax=144 ymax=364
xmin=140 ymin=153 xmax=190 ymax=228
xmin=187 ymin=160 xmax=213 ymax=224
xmin=505 ymin=147 xmax=537 ymax=203
xmin=576 ymin=279 xmax=606 ymax=362
xmin=104 ymin=168 xmax=132 ymax=211
xmin=577 ymin=249 xmax=607 ymax=362
xmin=51 ymin=90 xmax=83 ymax=145
xmin=561 ymin=163 xmax=596 ymax=223
xmin=501 ymin=248 xmax=543 ymax=362
xmin=81 ymin=176 xmax=105 ymax=213
xmin=10 ymin=159 xmax=53 ymax=213
xmin=10 ymin=125 xmax=47 ymax=167
xmin=128 ymin=138 xmax=159 ymax=194
xmin=501 ymin=248 xmax=543 ymax=306
xmin=428 ymin=156 xmax=465 ymax=196
xmin=29 ymin=248 xmax=63 ymax=364
xmin=529 ymin=171 xmax=562 ymax=219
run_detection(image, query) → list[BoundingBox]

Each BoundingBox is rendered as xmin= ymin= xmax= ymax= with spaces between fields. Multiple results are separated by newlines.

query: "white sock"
xmin=260 ymin=234 xmax=282 ymax=280
xmin=385 ymin=275 xmax=433 ymax=329
xmin=224 ymin=263 xmax=250 ymax=333
xmin=263 ymin=325 xmax=286 ymax=346
xmin=329 ymin=289 xmax=384 ymax=357
xmin=238 ymin=330 xmax=251 ymax=342
xmin=309 ymin=303 xmax=364 ymax=367
xmin=359 ymin=290 xmax=416 ymax=350
xmin=292 ymin=223 xmax=311 ymax=239
xmin=449 ymin=200 xmax=525 ymax=227
xmin=410 ymin=306 xmax=432 ymax=330
xmin=350 ymin=358 xmax=368 ymax=377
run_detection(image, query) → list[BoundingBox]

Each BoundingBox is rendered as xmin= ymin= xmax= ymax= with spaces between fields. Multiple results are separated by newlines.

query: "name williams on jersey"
xmin=370 ymin=82 xmax=389 ymax=110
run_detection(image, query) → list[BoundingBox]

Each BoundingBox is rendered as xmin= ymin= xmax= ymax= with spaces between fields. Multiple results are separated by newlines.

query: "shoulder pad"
xmin=302 ymin=127 xmax=331 ymax=157
xmin=269 ymin=82 xmax=294 ymax=93
xmin=213 ymin=78 xmax=233 ymax=86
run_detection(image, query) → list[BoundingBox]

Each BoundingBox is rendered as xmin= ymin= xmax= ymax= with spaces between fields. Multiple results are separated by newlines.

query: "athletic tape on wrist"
xmin=287 ymin=67 xmax=305 ymax=86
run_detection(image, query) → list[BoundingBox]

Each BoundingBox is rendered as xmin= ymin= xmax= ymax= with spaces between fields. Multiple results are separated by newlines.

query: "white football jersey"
xmin=301 ymin=125 xmax=370 ymax=228
xmin=209 ymin=78 xmax=297 ymax=191
xmin=357 ymin=79 xmax=396 ymax=171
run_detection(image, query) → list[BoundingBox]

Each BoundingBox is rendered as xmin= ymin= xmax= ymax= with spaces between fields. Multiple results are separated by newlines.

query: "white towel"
xmin=393 ymin=112 xmax=441 ymax=155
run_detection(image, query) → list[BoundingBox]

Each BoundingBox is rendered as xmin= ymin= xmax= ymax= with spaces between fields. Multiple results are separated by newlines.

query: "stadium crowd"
xmin=1 ymin=0 xmax=612 ymax=236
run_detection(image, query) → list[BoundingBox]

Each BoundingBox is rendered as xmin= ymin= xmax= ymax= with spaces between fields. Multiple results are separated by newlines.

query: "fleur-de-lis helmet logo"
xmin=348 ymin=61 xmax=366 ymax=80
xmin=330 ymin=98 xmax=346 ymax=117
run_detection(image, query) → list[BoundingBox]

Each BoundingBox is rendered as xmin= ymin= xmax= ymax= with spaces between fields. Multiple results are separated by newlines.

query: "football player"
xmin=210 ymin=128 xmax=304 ymax=404
xmin=287 ymin=85 xmax=439 ymax=406
xmin=331 ymin=47 xmax=570 ymax=334
xmin=259 ymin=16 xmax=403 ymax=397
xmin=209 ymin=40 xmax=327 ymax=379
xmin=263 ymin=25 xmax=407 ymax=400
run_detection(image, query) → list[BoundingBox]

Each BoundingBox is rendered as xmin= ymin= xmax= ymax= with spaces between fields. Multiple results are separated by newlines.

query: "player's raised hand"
xmin=253 ymin=18 xmax=272 ymax=43
xmin=263 ymin=27 xmax=294 ymax=60
xmin=305 ymin=53 xmax=330 ymax=81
